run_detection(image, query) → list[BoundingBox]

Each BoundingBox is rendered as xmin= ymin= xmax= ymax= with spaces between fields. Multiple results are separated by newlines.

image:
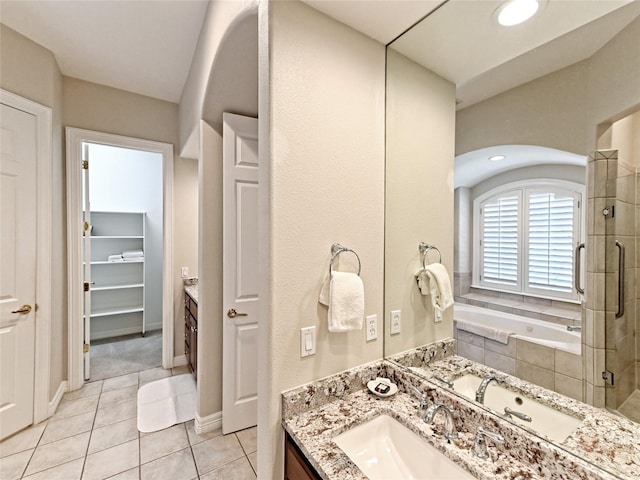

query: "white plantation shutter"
xmin=527 ymin=191 xmax=576 ymax=293
xmin=475 ymin=181 xmax=583 ymax=301
xmin=481 ymin=193 xmax=519 ymax=287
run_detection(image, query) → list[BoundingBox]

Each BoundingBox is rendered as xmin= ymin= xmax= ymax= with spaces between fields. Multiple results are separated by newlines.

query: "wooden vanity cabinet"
xmin=285 ymin=432 xmax=321 ymax=480
xmin=184 ymin=292 xmax=198 ymax=377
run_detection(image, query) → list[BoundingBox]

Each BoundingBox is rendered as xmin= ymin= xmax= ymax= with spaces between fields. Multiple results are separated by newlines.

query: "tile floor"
xmin=0 ymin=366 xmax=257 ymax=480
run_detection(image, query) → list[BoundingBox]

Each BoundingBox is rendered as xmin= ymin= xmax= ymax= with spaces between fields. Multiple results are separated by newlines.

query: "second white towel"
xmin=416 ymin=263 xmax=454 ymax=314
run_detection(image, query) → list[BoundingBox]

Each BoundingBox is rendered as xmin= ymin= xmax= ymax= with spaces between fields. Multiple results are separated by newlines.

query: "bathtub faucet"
xmin=475 ymin=375 xmax=499 ymax=404
xmin=567 ymin=325 xmax=581 ymax=332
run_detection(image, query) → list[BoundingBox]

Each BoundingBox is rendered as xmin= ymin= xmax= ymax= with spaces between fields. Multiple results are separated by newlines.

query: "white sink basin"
xmin=452 ymin=374 xmax=582 ymax=442
xmin=333 ymin=415 xmax=475 ymax=480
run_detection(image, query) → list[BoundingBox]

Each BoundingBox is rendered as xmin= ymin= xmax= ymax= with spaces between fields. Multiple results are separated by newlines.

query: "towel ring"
xmin=419 ymin=242 xmax=441 ymax=269
xmin=330 ymin=243 xmax=361 ymax=276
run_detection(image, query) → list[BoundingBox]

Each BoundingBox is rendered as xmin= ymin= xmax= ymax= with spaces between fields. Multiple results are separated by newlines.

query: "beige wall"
xmin=261 ymin=1 xmax=386 ymax=476
xmin=610 ymin=110 xmax=640 ymax=168
xmin=456 ymin=60 xmax=590 ymax=156
xmin=587 ymin=15 xmax=640 ymax=147
xmin=385 ymin=49 xmax=456 ymax=356
xmin=1 ymin=24 xmax=66 ymax=402
xmin=178 ymin=0 xmax=256 ymax=158
xmin=196 ymin=121 xmax=223 ymax=417
xmin=456 ymin=15 xmax=640 ymax=158
xmin=63 ymin=77 xmax=198 ymax=360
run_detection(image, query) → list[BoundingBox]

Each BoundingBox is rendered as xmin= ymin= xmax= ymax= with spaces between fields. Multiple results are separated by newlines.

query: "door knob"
xmin=227 ymin=308 xmax=248 ymax=318
xmin=11 ymin=304 xmax=32 ymax=314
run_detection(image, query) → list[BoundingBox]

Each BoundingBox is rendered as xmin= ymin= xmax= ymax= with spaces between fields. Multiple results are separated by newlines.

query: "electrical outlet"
xmin=181 ymin=267 xmax=189 ymax=278
xmin=366 ymin=314 xmax=377 ymax=341
xmin=390 ymin=310 xmax=401 ymax=335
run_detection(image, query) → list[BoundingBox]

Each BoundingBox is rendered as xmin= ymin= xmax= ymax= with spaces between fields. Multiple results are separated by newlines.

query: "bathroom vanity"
xmin=282 ymin=345 xmax=639 ymax=480
xmin=184 ymin=280 xmax=198 ymax=377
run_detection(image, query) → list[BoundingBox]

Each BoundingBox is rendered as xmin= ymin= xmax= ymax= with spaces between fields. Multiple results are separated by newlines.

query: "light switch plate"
xmin=181 ymin=266 xmax=189 ymax=278
xmin=366 ymin=314 xmax=377 ymax=341
xmin=390 ymin=310 xmax=401 ymax=335
xmin=300 ymin=326 xmax=316 ymax=357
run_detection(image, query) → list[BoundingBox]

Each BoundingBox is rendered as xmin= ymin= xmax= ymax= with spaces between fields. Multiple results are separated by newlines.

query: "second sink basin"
xmin=452 ymin=373 xmax=582 ymax=442
xmin=333 ymin=414 xmax=475 ymax=480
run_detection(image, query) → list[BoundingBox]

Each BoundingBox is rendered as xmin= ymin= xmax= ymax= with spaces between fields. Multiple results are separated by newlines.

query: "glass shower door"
xmin=603 ymin=154 xmax=638 ymax=422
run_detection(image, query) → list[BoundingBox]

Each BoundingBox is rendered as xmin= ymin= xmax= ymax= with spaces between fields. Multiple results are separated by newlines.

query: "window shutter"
xmin=481 ymin=194 xmax=519 ymax=286
xmin=527 ymin=192 xmax=575 ymax=292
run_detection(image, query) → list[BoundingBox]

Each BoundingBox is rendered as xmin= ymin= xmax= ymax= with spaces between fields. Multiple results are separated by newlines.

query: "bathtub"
xmin=454 ymin=303 xmax=581 ymax=355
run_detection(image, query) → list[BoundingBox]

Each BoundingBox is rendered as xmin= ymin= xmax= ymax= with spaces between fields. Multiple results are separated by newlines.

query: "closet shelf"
xmin=90 ymin=259 xmax=144 ymax=265
xmin=92 ymin=283 xmax=144 ymax=291
xmin=88 ymin=211 xmax=146 ymax=339
xmin=90 ymin=235 xmax=144 ymax=240
xmin=90 ymin=305 xmax=144 ymax=318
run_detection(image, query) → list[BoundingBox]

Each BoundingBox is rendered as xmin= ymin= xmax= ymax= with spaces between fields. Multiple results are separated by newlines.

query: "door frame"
xmin=66 ymin=128 xmax=174 ymax=390
xmin=1 ymin=89 xmax=52 ymax=424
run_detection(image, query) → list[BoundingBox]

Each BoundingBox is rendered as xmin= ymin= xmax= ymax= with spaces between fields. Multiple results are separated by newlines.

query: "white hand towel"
xmin=419 ymin=263 xmax=454 ymax=313
xmin=457 ymin=320 xmax=512 ymax=345
xmin=108 ymin=254 xmax=123 ymax=262
xmin=319 ymin=275 xmax=330 ymax=307
xmin=327 ymin=271 xmax=364 ymax=332
xmin=122 ymin=249 xmax=144 ymax=258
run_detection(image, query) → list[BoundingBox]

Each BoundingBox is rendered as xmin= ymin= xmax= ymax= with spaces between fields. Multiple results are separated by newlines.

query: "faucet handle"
xmin=409 ymin=386 xmax=428 ymax=417
xmin=473 ymin=426 xmax=505 ymax=459
xmin=410 ymin=386 xmax=426 ymax=401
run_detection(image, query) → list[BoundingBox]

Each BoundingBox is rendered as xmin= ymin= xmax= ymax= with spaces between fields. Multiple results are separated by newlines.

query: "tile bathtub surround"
xmin=410 ymin=355 xmax=640 ymax=479
xmin=454 ymin=323 xmax=585 ymax=401
xmin=282 ymin=361 xmax=623 ymax=480
xmin=0 ymin=367 xmax=257 ymax=480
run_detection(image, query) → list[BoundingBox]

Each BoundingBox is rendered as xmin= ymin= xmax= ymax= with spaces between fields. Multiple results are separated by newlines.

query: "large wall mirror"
xmin=385 ymin=0 xmax=640 ymax=472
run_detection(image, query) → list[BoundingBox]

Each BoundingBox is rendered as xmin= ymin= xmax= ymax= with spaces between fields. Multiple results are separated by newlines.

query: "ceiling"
xmin=0 ymin=0 xmax=442 ymax=104
xmin=0 ymin=0 xmax=208 ymax=103
xmin=389 ymin=0 xmax=638 ymax=109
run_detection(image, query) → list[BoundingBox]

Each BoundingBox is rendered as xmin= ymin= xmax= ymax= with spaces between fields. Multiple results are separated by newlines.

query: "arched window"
xmin=473 ymin=180 xmax=584 ymax=301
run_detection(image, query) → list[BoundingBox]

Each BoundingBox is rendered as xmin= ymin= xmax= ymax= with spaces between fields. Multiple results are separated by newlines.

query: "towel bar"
xmin=330 ymin=243 xmax=361 ymax=276
xmin=419 ymin=242 xmax=441 ymax=268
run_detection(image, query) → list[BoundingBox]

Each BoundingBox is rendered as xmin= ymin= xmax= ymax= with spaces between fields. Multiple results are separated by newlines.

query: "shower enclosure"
xmin=588 ymin=149 xmax=639 ymax=422
xmin=604 ymin=151 xmax=639 ymax=421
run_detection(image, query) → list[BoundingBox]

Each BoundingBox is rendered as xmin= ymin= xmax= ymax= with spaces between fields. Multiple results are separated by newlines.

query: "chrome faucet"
xmin=472 ymin=426 xmax=504 ymax=459
xmin=424 ymin=403 xmax=458 ymax=440
xmin=434 ymin=375 xmax=454 ymax=389
xmin=567 ymin=325 xmax=581 ymax=332
xmin=503 ymin=407 xmax=532 ymax=422
xmin=410 ymin=386 xmax=429 ymax=420
xmin=475 ymin=375 xmax=499 ymax=404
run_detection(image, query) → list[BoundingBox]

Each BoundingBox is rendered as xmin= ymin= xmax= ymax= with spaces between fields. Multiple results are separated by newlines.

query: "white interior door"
xmin=0 ymin=103 xmax=37 ymax=440
xmin=222 ymin=113 xmax=259 ymax=434
xmin=82 ymin=144 xmax=92 ymax=380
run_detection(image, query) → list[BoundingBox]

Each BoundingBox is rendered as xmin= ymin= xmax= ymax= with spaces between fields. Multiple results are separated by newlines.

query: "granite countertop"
xmin=405 ymin=355 xmax=640 ymax=479
xmin=184 ymin=278 xmax=198 ymax=304
xmin=282 ymin=359 xmax=623 ymax=480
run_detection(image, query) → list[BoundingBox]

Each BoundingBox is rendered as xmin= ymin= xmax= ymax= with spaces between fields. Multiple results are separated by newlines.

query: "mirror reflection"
xmin=385 ymin=0 xmax=640 ymax=466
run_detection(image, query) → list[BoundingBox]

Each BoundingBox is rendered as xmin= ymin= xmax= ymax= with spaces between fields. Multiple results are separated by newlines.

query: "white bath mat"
xmin=137 ymin=374 xmax=196 ymax=433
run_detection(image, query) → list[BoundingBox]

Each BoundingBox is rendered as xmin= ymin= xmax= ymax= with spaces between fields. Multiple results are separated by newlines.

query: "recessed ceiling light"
xmin=496 ymin=0 xmax=540 ymax=26
xmin=489 ymin=155 xmax=506 ymax=161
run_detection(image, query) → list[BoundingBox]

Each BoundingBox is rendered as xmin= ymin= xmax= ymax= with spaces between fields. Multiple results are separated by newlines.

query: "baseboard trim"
xmin=48 ymin=380 xmax=68 ymax=417
xmin=173 ymin=354 xmax=187 ymax=367
xmin=194 ymin=410 xmax=222 ymax=434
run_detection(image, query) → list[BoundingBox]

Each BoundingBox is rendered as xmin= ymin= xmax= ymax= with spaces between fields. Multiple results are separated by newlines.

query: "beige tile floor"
xmin=0 ymin=367 xmax=257 ymax=480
